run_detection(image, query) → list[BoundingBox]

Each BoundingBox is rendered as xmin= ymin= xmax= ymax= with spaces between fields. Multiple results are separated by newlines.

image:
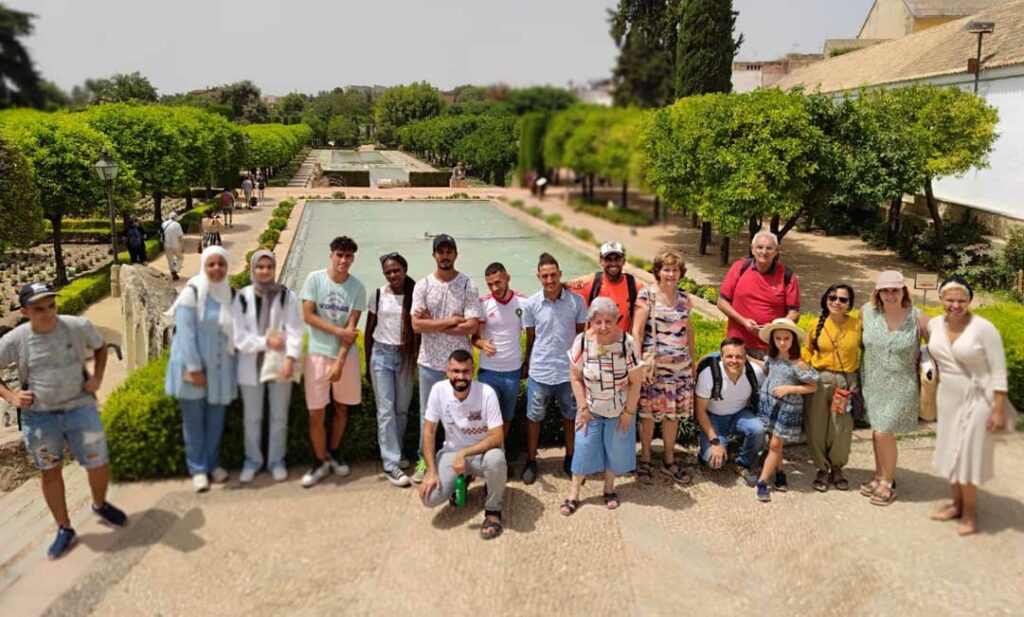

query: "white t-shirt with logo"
xmin=411 ymin=272 xmax=481 ymax=371
xmin=695 ymin=360 xmax=766 ymax=416
xmin=368 ymin=286 xmax=404 ymax=346
xmin=478 ymin=290 xmax=526 ymax=372
xmin=424 ymin=380 xmax=503 ymax=450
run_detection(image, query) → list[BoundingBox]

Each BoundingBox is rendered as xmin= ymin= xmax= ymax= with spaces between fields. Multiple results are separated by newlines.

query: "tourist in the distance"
xmin=242 ymin=175 xmax=255 ymax=209
xmin=232 ymin=250 xmax=303 ymax=484
xmin=160 ymin=212 xmax=185 ymax=281
xmin=860 ymin=270 xmax=929 ymax=506
xmin=754 ymin=319 xmax=818 ymax=502
xmin=219 ymin=189 xmax=235 ymax=227
xmin=567 ymin=241 xmax=640 ymax=333
xmin=299 ymin=236 xmax=366 ymax=488
xmin=419 ymin=350 xmax=507 ymax=541
xmin=165 ymin=246 xmax=238 ymax=492
xmin=474 ymin=262 xmax=527 ymax=441
xmin=560 ymin=297 xmax=643 ymax=515
xmin=365 ymin=252 xmax=419 ymax=487
xmin=717 ymin=231 xmax=800 ymax=359
xmin=522 ymin=252 xmax=588 ymax=484
xmin=631 ymin=250 xmax=695 ymax=484
xmin=257 ymin=172 xmax=266 ymax=200
xmin=0 ymin=282 xmax=127 ymax=560
xmin=410 ymin=234 xmax=481 ymax=483
xmin=927 ymin=277 xmax=1015 ymax=535
xmin=201 ymin=210 xmax=224 ymax=249
xmin=125 ymin=216 xmax=146 ymax=264
xmin=803 ymin=284 xmax=861 ymax=492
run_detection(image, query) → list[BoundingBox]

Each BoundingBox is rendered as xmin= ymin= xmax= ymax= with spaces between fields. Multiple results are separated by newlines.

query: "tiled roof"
xmin=775 ymin=0 xmax=1024 ymax=92
xmin=903 ymin=0 xmax=1013 ymax=17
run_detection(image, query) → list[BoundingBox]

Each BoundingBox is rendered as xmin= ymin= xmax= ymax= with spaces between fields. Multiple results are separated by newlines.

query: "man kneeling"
xmin=420 ymin=349 xmax=507 ymax=540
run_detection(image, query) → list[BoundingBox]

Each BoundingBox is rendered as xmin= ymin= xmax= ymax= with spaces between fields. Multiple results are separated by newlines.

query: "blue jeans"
xmin=240 ymin=382 xmax=292 ymax=472
xmin=418 ymin=365 xmax=447 ymax=459
xmin=370 ymin=344 xmax=414 ymax=471
xmin=526 ymin=378 xmax=577 ymax=423
xmin=21 ymin=404 xmax=109 ymax=470
xmin=180 ymin=398 xmax=227 ymax=475
xmin=477 ymin=367 xmax=521 ymax=423
xmin=698 ymin=408 xmax=766 ymax=470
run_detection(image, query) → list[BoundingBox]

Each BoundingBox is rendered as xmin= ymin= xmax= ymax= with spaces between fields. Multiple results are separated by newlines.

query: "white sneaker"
xmin=193 ymin=474 xmax=210 ymax=493
xmin=398 ymin=458 xmax=411 ymax=470
xmin=211 ymin=468 xmax=229 ymax=483
xmin=271 ymin=466 xmax=288 ymax=482
xmin=329 ymin=455 xmax=350 ymax=477
xmin=385 ymin=468 xmax=411 ymax=487
xmin=239 ymin=468 xmax=256 ymax=484
xmin=301 ymin=461 xmax=332 ymax=488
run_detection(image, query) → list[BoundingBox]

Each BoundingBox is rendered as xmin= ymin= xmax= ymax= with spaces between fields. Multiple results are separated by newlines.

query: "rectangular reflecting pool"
xmin=280 ymin=200 xmax=598 ymax=324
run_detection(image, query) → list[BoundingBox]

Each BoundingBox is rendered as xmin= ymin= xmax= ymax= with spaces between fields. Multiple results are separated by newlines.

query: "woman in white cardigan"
xmin=231 ymin=250 xmax=304 ymax=483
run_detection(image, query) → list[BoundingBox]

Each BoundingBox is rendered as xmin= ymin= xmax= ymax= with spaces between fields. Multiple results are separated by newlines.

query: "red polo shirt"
xmin=719 ymin=258 xmax=800 ymax=350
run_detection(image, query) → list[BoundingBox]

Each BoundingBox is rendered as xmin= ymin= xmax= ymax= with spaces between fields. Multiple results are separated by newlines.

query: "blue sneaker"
xmin=756 ymin=481 xmax=771 ymax=502
xmin=92 ymin=501 xmax=128 ymax=527
xmin=47 ymin=526 xmax=76 ymax=560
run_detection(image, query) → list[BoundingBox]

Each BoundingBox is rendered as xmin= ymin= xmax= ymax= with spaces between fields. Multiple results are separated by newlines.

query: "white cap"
xmin=600 ymin=241 xmax=624 ymax=257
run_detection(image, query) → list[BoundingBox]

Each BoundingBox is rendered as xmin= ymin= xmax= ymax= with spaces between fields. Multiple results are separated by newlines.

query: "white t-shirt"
xmin=478 ymin=290 xmax=526 ymax=372
xmin=368 ymin=286 xmax=404 ymax=346
xmin=695 ymin=360 xmax=766 ymax=416
xmin=411 ymin=272 xmax=481 ymax=371
xmin=424 ymin=380 xmax=503 ymax=450
xmin=161 ymin=220 xmax=184 ymax=249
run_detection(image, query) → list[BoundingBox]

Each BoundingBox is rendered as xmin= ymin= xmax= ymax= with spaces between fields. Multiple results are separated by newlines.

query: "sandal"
xmin=559 ymin=499 xmax=580 ymax=516
xmin=831 ymin=469 xmax=849 ymax=491
xmin=480 ymin=514 xmax=503 ymax=540
xmin=859 ymin=477 xmax=880 ymax=496
xmin=603 ymin=492 xmax=620 ymax=510
xmin=662 ymin=461 xmax=692 ymax=485
xmin=812 ymin=470 xmax=829 ymax=492
xmin=869 ymin=483 xmax=897 ymax=506
xmin=636 ymin=461 xmax=653 ymax=483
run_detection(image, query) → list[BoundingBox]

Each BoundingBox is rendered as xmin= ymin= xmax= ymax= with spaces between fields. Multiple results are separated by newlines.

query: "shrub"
xmin=545 ymin=214 xmax=563 ymax=226
xmin=509 ymin=199 xmax=525 ymax=209
xmin=408 ymin=171 xmax=452 ymax=187
xmin=272 ymin=206 xmax=291 ymax=218
xmin=229 ymin=270 xmax=251 ymax=289
xmin=526 ymin=206 xmax=543 ymax=218
xmin=267 ymin=217 xmax=287 ymax=232
xmin=258 ymin=229 xmax=281 ymax=246
xmin=572 ymin=227 xmax=595 ymax=242
xmin=332 ymin=191 xmax=347 ymax=199
xmin=572 ymin=200 xmax=652 ymax=227
xmin=56 ymin=268 xmax=111 ymax=315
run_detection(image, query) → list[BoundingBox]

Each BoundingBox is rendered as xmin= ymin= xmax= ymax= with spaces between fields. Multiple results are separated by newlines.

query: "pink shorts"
xmin=304 ymin=352 xmax=361 ymax=409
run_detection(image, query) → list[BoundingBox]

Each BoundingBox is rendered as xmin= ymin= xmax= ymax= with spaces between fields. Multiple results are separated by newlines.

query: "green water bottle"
xmin=454 ymin=474 xmax=467 ymax=507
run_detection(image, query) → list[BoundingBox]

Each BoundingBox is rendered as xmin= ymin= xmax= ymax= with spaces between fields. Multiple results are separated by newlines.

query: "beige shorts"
xmin=304 ymin=352 xmax=361 ymax=409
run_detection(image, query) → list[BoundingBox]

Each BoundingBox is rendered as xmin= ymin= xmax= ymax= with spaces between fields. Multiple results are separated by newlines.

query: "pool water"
xmin=281 ymin=200 xmax=598 ymax=323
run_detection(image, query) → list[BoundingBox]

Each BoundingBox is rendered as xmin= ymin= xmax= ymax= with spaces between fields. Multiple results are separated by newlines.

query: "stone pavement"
xmin=6 ymin=435 xmax=1021 ymax=616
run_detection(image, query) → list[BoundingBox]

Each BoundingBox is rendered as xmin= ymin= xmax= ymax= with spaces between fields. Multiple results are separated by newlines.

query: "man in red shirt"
xmin=566 ymin=241 xmax=638 ymax=333
xmin=717 ymin=231 xmax=801 ymax=358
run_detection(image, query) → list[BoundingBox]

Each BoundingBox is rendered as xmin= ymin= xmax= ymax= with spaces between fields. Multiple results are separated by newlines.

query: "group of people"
xmin=3 ymin=228 xmax=1014 ymax=555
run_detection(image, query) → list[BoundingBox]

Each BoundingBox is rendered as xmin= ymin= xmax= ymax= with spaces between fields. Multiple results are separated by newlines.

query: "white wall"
xmin=858 ymin=0 xmax=910 ymax=39
xmin=731 ymin=69 xmax=762 ymax=93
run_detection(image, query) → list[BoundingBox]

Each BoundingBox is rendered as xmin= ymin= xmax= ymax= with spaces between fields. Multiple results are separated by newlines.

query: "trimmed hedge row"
xmin=229 ymin=198 xmax=296 ymax=289
xmin=571 ymin=199 xmax=653 ymax=227
xmin=408 ymin=171 xmax=452 ymax=187
xmin=53 ymin=238 xmax=161 ymax=315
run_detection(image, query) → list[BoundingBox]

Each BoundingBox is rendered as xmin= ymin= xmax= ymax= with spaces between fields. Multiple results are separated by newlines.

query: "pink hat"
xmin=875 ymin=270 xmax=905 ymax=290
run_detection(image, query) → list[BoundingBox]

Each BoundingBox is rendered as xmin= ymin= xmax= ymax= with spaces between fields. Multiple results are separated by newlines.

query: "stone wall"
xmin=119 ymin=265 xmax=178 ymax=373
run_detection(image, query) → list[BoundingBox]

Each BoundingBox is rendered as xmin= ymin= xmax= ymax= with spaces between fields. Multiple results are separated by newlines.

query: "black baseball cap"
xmin=432 ymin=234 xmax=457 ymax=252
xmin=20 ymin=282 xmax=58 ymax=308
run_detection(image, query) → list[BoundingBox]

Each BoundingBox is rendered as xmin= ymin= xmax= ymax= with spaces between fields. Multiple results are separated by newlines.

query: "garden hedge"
xmin=321 ymin=170 xmax=370 ymax=187
xmin=52 ymin=238 xmax=161 ymax=315
xmin=408 ymin=171 xmax=452 ymax=187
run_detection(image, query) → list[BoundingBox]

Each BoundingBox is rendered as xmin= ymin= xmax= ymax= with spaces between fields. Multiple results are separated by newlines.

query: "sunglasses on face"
xmin=827 ymin=295 xmax=850 ymax=304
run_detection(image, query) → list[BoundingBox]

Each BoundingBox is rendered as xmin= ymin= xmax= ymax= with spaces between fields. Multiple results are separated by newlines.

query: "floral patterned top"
xmin=861 ymin=303 xmax=923 ymax=434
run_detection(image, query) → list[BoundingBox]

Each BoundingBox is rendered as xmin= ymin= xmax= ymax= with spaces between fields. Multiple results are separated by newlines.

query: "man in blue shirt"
xmin=520 ymin=253 xmax=587 ymax=484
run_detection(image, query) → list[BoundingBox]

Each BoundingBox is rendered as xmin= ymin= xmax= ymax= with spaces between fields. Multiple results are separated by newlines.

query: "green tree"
xmin=595 ymin=109 xmax=643 ymax=208
xmin=452 ymin=85 xmax=487 ymax=104
xmin=543 ymin=105 xmax=599 ymax=174
xmin=609 ymin=0 xmax=680 ymax=108
xmin=452 ymin=115 xmax=517 ymax=186
xmin=374 ymin=82 xmax=446 ymax=145
xmin=219 ymin=80 xmax=268 ymax=124
xmin=503 ymin=87 xmax=576 ymax=115
xmin=39 ymin=80 xmax=70 ymax=111
xmin=272 ymin=92 xmax=306 ymax=124
xmin=517 ymin=112 xmax=549 ymax=183
xmin=0 ymin=130 xmax=43 ymax=250
xmin=327 ymin=115 xmax=360 ymax=147
xmin=71 ymin=72 xmax=159 ymax=106
xmin=0 ymin=4 xmax=43 ymax=109
xmin=674 ymin=0 xmax=742 ymax=98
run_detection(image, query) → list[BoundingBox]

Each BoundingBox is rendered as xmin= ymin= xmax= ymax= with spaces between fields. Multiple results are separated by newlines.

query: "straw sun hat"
xmin=758 ymin=318 xmax=807 ymax=346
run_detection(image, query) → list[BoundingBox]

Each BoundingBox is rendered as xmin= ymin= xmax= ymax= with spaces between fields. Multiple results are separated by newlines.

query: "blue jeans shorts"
xmin=477 ymin=368 xmax=521 ymax=423
xmin=571 ymin=414 xmax=637 ymax=476
xmin=21 ymin=404 xmax=109 ymax=471
xmin=525 ymin=378 xmax=577 ymax=423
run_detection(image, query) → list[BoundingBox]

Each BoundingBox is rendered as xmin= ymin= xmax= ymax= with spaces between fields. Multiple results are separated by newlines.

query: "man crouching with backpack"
xmin=695 ymin=337 xmax=767 ymax=487
xmin=0 ymin=283 xmax=127 ymax=560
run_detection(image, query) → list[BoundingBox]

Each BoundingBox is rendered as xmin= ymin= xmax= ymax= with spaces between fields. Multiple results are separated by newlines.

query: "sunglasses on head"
xmin=827 ymin=294 xmax=850 ymax=304
xmin=379 ymin=252 xmax=401 ymax=265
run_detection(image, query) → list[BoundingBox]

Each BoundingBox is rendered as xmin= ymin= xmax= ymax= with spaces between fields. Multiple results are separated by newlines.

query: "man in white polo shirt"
xmin=474 ymin=262 xmax=526 ymax=436
xmin=420 ymin=349 xmax=506 ymax=540
xmin=694 ymin=337 xmax=766 ymax=487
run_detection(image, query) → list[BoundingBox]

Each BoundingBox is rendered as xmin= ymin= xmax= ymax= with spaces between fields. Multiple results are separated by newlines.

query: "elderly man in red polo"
xmin=717 ymin=231 xmax=801 ymax=359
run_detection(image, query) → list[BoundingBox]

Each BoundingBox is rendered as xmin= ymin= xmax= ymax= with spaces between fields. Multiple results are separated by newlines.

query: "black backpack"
xmin=237 ymin=286 xmax=288 ymax=314
xmin=588 ymin=271 xmax=638 ymax=325
xmin=696 ymin=352 xmax=760 ymax=409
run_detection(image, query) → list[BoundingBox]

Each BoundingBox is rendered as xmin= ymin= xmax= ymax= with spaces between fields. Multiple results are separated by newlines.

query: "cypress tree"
xmin=608 ymin=0 xmax=681 ymax=109
xmin=675 ymin=0 xmax=743 ymax=98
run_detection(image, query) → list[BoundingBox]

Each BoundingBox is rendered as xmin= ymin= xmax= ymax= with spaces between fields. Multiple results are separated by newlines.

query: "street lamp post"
xmin=965 ymin=21 xmax=996 ymax=94
xmin=93 ymin=149 xmax=120 ymax=267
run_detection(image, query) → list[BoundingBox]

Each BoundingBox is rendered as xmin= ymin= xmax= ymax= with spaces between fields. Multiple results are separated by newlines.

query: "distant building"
xmin=776 ymin=0 xmax=1024 ymax=229
xmin=568 ymin=79 xmax=613 ymax=106
xmin=858 ymin=0 xmax=1013 ymax=39
xmin=262 ymin=94 xmax=280 ymax=106
xmin=731 ymin=54 xmax=824 ymax=93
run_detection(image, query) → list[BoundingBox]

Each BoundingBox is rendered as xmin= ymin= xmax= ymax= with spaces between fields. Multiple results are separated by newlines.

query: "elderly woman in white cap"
xmin=231 ymin=250 xmax=304 ymax=484
xmin=165 ymin=246 xmax=238 ymax=492
xmin=927 ymin=276 xmax=1016 ymax=535
xmin=860 ymin=270 xmax=929 ymax=506
xmin=753 ymin=318 xmax=818 ymax=502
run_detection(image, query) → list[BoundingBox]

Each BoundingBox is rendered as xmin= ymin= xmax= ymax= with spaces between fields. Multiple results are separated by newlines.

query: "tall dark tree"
xmin=0 ymin=4 xmax=43 ymax=109
xmin=675 ymin=0 xmax=742 ymax=98
xmin=609 ymin=0 xmax=680 ymax=108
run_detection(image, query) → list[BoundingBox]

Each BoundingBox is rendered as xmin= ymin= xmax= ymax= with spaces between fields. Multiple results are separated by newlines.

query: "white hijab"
xmin=166 ymin=246 xmax=235 ymax=354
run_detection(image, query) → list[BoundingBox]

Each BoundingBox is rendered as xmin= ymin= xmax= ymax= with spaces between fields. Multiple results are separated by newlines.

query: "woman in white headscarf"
xmin=231 ymin=250 xmax=303 ymax=484
xmin=165 ymin=246 xmax=238 ymax=492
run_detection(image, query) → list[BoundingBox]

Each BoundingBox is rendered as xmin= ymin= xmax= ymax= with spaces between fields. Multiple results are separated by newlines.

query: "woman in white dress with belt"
xmin=927 ymin=277 xmax=1015 ymax=535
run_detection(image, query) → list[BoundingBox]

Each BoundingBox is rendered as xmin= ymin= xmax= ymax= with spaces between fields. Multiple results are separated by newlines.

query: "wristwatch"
xmin=710 ymin=437 xmax=721 ymax=446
